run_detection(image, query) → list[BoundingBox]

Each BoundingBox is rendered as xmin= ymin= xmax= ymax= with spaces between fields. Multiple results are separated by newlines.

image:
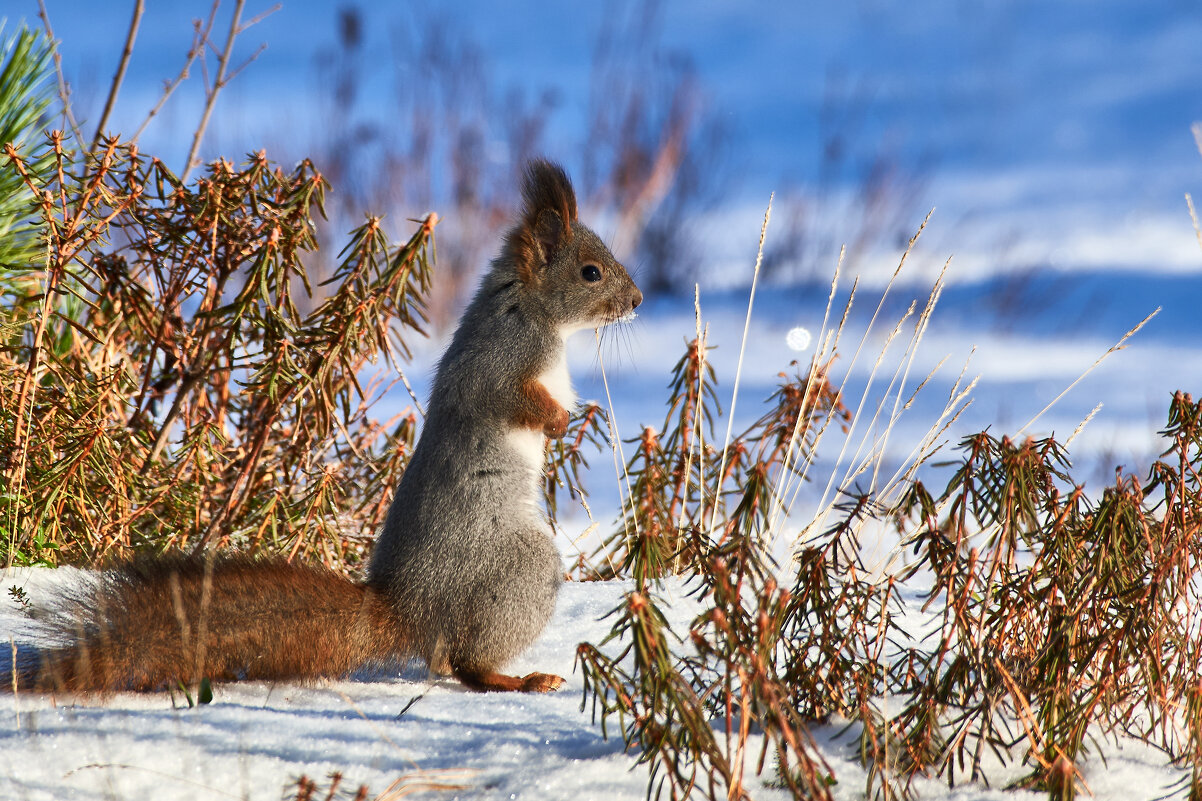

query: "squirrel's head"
xmin=503 ymin=160 xmax=642 ymax=333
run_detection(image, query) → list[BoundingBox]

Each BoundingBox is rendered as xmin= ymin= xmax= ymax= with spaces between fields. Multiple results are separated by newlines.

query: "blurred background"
xmin=15 ymin=0 xmax=1202 ymax=479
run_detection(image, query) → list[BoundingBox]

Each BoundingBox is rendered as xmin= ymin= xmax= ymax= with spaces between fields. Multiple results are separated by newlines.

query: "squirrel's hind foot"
xmin=453 ymin=668 xmax=564 ymax=693
xmin=518 ymin=672 xmax=564 ymax=692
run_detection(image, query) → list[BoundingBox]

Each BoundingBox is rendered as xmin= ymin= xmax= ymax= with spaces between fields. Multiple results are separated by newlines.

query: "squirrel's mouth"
xmin=598 ymin=302 xmax=638 ymax=326
xmin=594 ymin=298 xmax=639 ymax=327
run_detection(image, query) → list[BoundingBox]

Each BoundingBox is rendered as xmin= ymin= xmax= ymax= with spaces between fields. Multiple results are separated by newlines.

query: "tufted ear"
xmin=507 ymin=160 xmax=578 ymax=283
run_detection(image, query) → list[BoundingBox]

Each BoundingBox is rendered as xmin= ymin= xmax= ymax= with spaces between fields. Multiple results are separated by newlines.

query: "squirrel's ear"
xmin=522 ymin=160 xmax=577 ymax=253
xmin=507 ymin=158 xmax=576 ymax=283
xmin=509 ymin=160 xmax=578 ymax=283
xmin=532 ymin=208 xmax=566 ymax=265
xmin=521 ymin=160 xmax=578 ymax=230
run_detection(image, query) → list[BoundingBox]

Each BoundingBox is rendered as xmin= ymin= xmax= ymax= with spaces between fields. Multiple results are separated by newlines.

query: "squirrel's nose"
xmin=631 ymin=288 xmax=643 ymax=309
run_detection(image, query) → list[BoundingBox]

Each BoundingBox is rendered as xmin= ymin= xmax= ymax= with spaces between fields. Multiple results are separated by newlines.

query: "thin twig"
xmin=1186 ymin=193 xmax=1202 ymax=254
xmin=221 ymin=41 xmax=269 ymax=87
xmin=1017 ymin=307 xmax=1160 ymax=436
xmin=239 ymin=3 xmax=282 ymax=30
xmin=597 ymin=328 xmax=642 ymax=554
xmin=182 ymin=0 xmax=247 ymax=182
xmin=800 ymin=211 xmax=933 ymax=540
xmin=35 ymin=0 xmax=85 ymax=152
xmin=61 ymin=763 xmax=241 ymax=799
xmin=708 ymin=193 xmax=772 ymax=539
xmin=1065 ymin=402 xmax=1103 ymax=447
xmin=864 ymin=256 xmax=953 ymax=495
xmin=877 ymin=354 xmax=978 ymax=507
xmin=132 ymin=4 xmax=218 ymax=143
xmin=673 ymin=285 xmax=706 ymax=573
xmin=768 ymin=246 xmax=842 ymax=537
xmin=333 ymin=689 xmax=424 ymax=769
xmin=3 ymin=140 xmax=65 ymax=564
xmin=396 ymin=366 xmax=427 ymax=419
xmin=90 ymin=0 xmax=145 ymax=157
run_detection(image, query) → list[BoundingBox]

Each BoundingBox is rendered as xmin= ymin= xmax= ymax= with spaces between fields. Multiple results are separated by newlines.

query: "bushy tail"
xmin=7 ymin=555 xmax=406 ymax=693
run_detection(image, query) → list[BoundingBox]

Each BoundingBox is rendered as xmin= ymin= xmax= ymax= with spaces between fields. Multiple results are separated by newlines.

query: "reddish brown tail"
xmin=7 ymin=555 xmax=406 ymax=693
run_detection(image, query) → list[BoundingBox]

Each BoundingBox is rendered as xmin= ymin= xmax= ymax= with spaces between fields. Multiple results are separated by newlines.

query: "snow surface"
xmin=0 ymin=567 xmax=1190 ymax=801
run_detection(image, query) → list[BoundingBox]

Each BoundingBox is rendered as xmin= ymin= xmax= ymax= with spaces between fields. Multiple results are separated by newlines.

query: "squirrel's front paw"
xmin=543 ymin=408 xmax=569 ymax=439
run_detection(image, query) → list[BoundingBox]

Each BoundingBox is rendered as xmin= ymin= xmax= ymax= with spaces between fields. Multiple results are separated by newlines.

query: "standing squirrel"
xmin=7 ymin=159 xmax=642 ymax=694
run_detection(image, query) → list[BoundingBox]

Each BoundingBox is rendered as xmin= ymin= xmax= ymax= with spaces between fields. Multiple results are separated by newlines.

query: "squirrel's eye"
xmin=582 ymin=264 xmax=602 ymax=283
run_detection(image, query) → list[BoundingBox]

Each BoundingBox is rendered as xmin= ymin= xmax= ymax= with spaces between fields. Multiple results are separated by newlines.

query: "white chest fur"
xmin=506 ymin=344 xmax=576 ymax=480
xmin=507 ymin=429 xmax=547 ymax=483
xmin=539 ymin=346 xmax=576 ymax=410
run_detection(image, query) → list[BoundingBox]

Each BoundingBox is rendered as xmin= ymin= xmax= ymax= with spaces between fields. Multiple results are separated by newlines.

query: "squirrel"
xmin=6 ymin=159 xmax=642 ymax=695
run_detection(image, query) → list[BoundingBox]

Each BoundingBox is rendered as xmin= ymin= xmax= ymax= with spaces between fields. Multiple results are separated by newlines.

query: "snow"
xmin=0 ymin=569 xmax=656 ymax=801
xmin=0 ymin=566 xmax=1190 ymax=800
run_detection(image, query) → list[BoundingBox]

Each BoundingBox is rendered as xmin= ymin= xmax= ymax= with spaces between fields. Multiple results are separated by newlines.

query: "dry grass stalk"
xmin=0 ymin=138 xmax=433 ymax=569
xmin=709 ymin=194 xmax=773 ymax=537
xmin=575 ymin=202 xmax=1200 ymax=801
